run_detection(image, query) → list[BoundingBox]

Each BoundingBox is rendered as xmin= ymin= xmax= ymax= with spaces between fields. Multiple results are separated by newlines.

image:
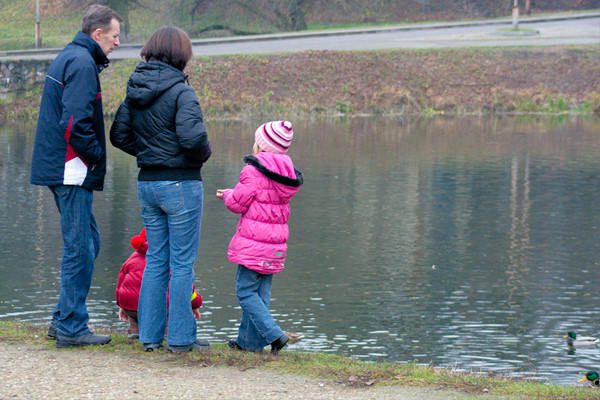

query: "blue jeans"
xmin=49 ymin=185 xmax=100 ymax=337
xmin=137 ymin=180 xmax=203 ymax=346
xmin=235 ymin=265 xmax=284 ymax=351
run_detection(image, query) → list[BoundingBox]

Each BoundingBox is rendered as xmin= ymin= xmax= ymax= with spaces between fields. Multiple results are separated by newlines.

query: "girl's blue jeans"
xmin=235 ymin=265 xmax=284 ymax=351
xmin=49 ymin=185 xmax=100 ymax=338
xmin=137 ymin=180 xmax=203 ymax=347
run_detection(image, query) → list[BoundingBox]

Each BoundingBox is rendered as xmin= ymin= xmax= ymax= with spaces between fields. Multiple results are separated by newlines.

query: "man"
xmin=30 ymin=4 xmax=121 ymax=348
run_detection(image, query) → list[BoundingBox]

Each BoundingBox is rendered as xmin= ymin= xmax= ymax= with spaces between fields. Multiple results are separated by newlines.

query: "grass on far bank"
xmin=2 ymin=46 xmax=598 ymax=122
xmin=0 ymin=321 xmax=598 ymax=399
xmin=0 ymin=2 xmax=79 ymax=50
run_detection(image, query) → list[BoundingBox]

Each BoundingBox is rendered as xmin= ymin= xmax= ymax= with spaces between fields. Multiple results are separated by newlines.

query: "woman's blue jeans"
xmin=49 ymin=185 xmax=100 ymax=338
xmin=137 ymin=180 xmax=203 ymax=346
xmin=235 ymin=265 xmax=284 ymax=351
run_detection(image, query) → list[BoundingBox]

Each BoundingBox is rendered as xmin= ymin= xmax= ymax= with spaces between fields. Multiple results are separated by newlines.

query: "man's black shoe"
xmin=56 ymin=333 xmax=111 ymax=348
xmin=270 ymin=334 xmax=289 ymax=355
xmin=167 ymin=339 xmax=210 ymax=353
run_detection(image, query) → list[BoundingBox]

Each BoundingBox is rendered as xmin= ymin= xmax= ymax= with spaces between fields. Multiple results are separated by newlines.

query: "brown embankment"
xmin=2 ymin=46 xmax=600 ymax=120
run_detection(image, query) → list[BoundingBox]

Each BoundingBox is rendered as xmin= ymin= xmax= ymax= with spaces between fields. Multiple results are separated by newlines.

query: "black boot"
xmin=143 ymin=342 xmax=163 ymax=352
xmin=228 ymin=339 xmax=245 ymax=351
xmin=270 ymin=334 xmax=289 ymax=355
xmin=47 ymin=322 xmax=57 ymax=340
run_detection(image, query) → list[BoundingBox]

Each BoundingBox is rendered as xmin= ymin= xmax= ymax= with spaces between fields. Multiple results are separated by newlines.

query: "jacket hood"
xmin=72 ymin=31 xmax=109 ymax=71
xmin=126 ymin=60 xmax=186 ymax=107
xmin=244 ymin=153 xmax=303 ymax=199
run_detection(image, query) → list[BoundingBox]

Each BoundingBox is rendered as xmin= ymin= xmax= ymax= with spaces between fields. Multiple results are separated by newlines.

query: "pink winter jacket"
xmin=222 ymin=152 xmax=303 ymax=274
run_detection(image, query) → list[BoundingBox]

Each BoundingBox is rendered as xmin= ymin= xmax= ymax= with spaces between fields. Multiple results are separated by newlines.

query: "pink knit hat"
xmin=254 ymin=120 xmax=294 ymax=154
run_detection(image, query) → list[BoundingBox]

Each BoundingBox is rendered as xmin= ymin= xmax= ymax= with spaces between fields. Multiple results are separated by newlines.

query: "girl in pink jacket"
xmin=217 ymin=120 xmax=303 ymax=354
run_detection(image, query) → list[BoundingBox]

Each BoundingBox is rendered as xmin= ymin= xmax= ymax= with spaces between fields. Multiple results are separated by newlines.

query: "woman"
xmin=110 ymin=26 xmax=211 ymax=352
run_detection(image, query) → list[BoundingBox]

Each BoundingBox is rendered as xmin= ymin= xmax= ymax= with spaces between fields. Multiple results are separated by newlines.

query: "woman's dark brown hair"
xmin=140 ymin=26 xmax=193 ymax=71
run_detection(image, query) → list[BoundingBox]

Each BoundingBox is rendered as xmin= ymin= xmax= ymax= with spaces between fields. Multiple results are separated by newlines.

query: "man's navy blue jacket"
xmin=31 ymin=31 xmax=109 ymax=191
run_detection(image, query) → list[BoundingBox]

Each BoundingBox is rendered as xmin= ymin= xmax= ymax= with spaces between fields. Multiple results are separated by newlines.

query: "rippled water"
xmin=1 ymin=116 xmax=600 ymax=385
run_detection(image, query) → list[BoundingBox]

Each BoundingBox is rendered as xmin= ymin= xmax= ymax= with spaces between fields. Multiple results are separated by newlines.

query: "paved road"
xmin=1 ymin=12 xmax=599 ymax=61
xmin=181 ymin=13 xmax=600 ymax=58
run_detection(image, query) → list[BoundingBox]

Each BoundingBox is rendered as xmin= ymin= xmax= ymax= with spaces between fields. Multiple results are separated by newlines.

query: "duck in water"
xmin=579 ymin=371 xmax=600 ymax=386
xmin=565 ymin=331 xmax=599 ymax=347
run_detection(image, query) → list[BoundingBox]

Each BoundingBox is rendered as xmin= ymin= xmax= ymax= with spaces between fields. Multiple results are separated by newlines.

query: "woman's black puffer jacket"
xmin=110 ymin=60 xmax=211 ymax=181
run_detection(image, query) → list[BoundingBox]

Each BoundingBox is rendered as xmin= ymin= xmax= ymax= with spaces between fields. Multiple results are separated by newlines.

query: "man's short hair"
xmin=82 ymin=4 xmax=122 ymax=35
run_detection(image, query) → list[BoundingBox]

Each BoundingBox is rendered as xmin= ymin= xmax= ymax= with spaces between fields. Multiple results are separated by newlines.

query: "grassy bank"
xmin=0 ymin=2 xmax=164 ymax=50
xmin=0 ymin=321 xmax=598 ymax=399
xmin=2 ymin=46 xmax=599 ymax=122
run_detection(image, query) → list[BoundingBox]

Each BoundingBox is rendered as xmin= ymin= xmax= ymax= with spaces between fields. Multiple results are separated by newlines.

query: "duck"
xmin=565 ymin=331 xmax=600 ymax=347
xmin=579 ymin=371 xmax=600 ymax=386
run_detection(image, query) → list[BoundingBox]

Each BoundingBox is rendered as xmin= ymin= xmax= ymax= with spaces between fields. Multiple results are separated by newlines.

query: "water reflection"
xmin=1 ymin=116 xmax=600 ymax=385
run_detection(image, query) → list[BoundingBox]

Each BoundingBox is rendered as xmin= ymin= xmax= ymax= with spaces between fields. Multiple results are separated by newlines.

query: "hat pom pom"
xmin=130 ymin=228 xmax=147 ymax=252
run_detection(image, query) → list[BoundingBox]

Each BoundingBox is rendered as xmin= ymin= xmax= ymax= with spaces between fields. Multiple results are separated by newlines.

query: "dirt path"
xmin=0 ymin=342 xmax=496 ymax=400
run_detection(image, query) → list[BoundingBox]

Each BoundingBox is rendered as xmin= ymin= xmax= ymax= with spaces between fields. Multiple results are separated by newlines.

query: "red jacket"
xmin=115 ymin=228 xmax=203 ymax=311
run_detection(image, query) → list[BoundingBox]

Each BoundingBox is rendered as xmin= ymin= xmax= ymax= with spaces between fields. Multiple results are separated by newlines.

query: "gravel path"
xmin=0 ymin=342 xmax=490 ymax=400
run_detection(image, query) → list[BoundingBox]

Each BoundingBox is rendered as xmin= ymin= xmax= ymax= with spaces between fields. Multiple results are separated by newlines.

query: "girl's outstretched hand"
xmin=216 ymin=189 xmax=226 ymax=199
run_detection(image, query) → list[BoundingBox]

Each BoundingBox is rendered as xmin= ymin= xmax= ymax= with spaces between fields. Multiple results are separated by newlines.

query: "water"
xmin=1 ymin=116 xmax=600 ymax=385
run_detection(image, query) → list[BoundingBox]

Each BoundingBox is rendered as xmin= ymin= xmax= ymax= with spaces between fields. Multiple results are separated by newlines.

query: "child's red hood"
xmin=130 ymin=228 xmax=148 ymax=255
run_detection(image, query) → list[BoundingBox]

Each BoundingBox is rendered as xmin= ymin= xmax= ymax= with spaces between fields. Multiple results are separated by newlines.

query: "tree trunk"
xmin=288 ymin=0 xmax=315 ymax=31
xmin=191 ymin=0 xmax=209 ymax=23
xmin=108 ymin=0 xmax=130 ymax=38
xmin=419 ymin=0 xmax=432 ymax=13
xmin=63 ymin=0 xmax=134 ymax=39
xmin=288 ymin=0 xmax=306 ymax=30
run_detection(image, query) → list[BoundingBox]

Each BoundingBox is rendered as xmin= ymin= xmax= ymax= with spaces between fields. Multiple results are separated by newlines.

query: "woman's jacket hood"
xmin=126 ymin=61 xmax=186 ymax=108
xmin=109 ymin=59 xmax=212 ymax=178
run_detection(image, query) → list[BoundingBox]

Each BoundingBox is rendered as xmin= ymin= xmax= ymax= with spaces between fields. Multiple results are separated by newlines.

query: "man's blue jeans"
xmin=235 ymin=265 xmax=284 ymax=351
xmin=49 ymin=185 xmax=99 ymax=337
xmin=137 ymin=180 xmax=203 ymax=347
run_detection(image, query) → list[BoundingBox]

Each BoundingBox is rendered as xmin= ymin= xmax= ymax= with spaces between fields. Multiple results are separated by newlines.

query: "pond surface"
xmin=1 ymin=116 xmax=600 ymax=385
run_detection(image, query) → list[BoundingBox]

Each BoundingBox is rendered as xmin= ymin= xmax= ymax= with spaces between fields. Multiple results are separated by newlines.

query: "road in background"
xmin=1 ymin=12 xmax=599 ymax=61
